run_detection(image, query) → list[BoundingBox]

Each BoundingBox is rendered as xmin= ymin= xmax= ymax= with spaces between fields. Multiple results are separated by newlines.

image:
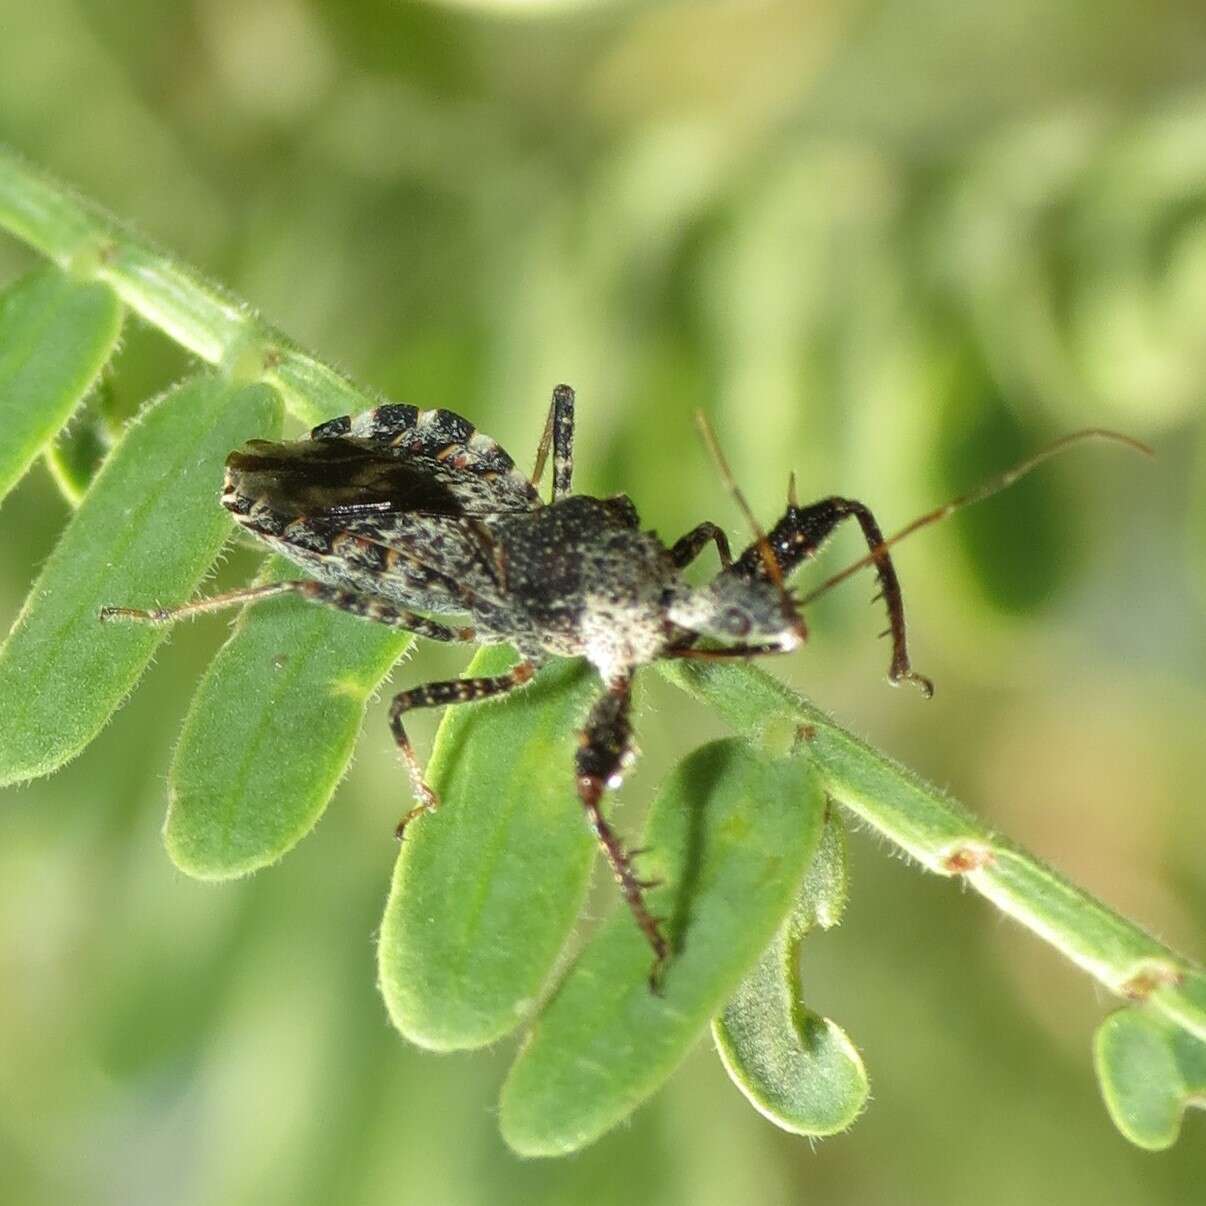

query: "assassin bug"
xmin=101 ymin=386 xmax=1146 ymax=988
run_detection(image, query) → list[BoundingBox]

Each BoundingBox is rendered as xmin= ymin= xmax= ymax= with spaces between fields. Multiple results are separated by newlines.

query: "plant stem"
xmin=0 ymin=144 xmax=373 ymax=427
xmin=661 ymin=660 xmax=1206 ymax=1043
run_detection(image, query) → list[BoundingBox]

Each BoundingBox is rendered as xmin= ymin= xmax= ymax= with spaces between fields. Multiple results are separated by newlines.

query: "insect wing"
xmin=309 ymin=403 xmax=542 ymax=516
xmin=227 ymin=436 xmax=537 ymax=520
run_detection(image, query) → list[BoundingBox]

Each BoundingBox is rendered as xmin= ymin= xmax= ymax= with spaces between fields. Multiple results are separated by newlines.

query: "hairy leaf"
xmin=714 ymin=809 xmax=869 ymax=1136
xmin=44 ymin=405 xmax=110 ymax=504
xmin=44 ymin=379 xmax=118 ymax=505
xmin=1094 ymin=1007 xmax=1206 ymax=1150
xmin=0 ymin=264 xmax=122 ymax=504
xmin=166 ymin=555 xmax=410 ymax=877
xmin=499 ymin=739 xmax=825 ymax=1157
xmin=0 ymin=375 xmax=281 ymax=784
xmin=379 ymin=647 xmax=599 ymax=1051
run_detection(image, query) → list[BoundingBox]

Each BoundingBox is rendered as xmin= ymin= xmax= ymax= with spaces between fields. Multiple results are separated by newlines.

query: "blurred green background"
xmin=1 ymin=1 xmax=1205 ymax=1202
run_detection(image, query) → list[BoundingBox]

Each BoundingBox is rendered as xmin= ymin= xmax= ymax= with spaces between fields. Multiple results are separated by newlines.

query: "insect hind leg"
xmin=101 ymin=580 xmax=476 ymax=644
xmin=389 ymin=660 xmax=536 ymax=837
xmin=575 ymin=674 xmax=669 ymax=991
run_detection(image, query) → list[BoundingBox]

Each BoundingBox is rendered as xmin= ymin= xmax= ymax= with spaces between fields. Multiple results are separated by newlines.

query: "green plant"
xmin=0 ymin=145 xmax=1201 ymax=1156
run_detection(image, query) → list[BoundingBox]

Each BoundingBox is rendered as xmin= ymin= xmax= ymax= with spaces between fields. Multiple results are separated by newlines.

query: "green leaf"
xmin=378 ymin=647 xmax=599 ymax=1051
xmin=1094 ymin=1007 xmax=1206 ymax=1150
xmin=499 ymin=739 xmax=825 ymax=1157
xmin=713 ymin=809 xmax=870 ymax=1137
xmin=44 ymin=384 xmax=115 ymax=504
xmin=0 ymin=374 xmax=281 ymax=785
xmin=0 ymin=264 xmax=122 ymax=504
xmin=166 ymin=556 xmax=409 ymax=877
xmin=796 ymin=804 xmax=851 ymax=931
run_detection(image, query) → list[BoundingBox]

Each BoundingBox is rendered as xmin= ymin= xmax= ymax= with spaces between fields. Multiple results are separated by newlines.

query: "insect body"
xmin=102 ymin=385 xmax=936 ymax=986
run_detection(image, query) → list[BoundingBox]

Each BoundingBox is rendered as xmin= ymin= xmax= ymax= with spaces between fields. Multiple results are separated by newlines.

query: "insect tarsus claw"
xmin=394 ymin=788 xmax=439 ymax=840
xmin=890 ymin=666 xmax=935 ymax=698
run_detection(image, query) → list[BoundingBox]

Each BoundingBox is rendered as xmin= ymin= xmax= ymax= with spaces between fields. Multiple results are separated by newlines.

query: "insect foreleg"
xmin=575 ymin=674 xmax=669 ymax=991
xmin=733 ymin=496 xmax=933 ymax=696
xmin=389 ymin=660 xmax=537 ymax=837
xmin=101 ymin=581 xmax=476 ymax=643
xmin=670 ymin=521 xmax=732 ymax=569
xmin=530 ymin=383 xmax=575 ymax=502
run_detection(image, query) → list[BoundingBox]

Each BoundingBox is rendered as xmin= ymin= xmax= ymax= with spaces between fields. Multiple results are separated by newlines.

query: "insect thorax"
xmin=483 ymin=496 xmax=678 ymax=675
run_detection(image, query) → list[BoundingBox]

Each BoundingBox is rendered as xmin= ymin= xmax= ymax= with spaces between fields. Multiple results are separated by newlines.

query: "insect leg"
xmin=575 ymin=674 xmax=670 ymax=991
xmin=667 ymin=642 xmax=788 ymax=661
xmin=550 ymin=384 xmax=575 ymax=501
xmin=670 ymin=522 xmax=732 ymax=569
xmin=732 ymin=496 xmax=932 ymax=696
xmin=101 ymin=581 xmax=476 ymax=642
xmin=530 ymin=383 xmax=575 ymax=502
xmin=389 ymin=660 xmax=536 ymax=836
xmin=101 ymin=581 xmax=303 ymax=623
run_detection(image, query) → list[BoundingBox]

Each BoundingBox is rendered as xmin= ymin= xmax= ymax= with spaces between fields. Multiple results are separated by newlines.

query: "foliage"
xmin=714 ymin=810 xmax=870 ymax=1137
xmin=0 ymin=145 xmax=1201 ymax=1168
xmin=168 ymin=552 xmax=408 ymax=878
xmin=0 ymin=372 xmax=281 ymax=784
xmin=500 ymin=742 xmax=825 ymax=1157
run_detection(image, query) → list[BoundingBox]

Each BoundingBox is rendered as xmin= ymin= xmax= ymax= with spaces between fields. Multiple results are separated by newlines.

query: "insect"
xmin=101 ymin=386 xmax=1145 ymax=987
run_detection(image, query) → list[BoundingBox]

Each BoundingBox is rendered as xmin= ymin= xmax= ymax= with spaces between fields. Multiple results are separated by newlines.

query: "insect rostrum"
xmin=102 ymin=384 xmax=927 ymax=987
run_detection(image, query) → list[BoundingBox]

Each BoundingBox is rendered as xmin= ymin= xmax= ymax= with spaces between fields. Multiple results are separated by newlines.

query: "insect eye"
xmin=722 ymin=607 xmax=751 ymax=638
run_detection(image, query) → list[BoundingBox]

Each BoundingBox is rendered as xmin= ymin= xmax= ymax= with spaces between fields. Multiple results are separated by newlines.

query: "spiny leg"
xmin=814 ymin=498 xmax=931 ymax=695
xmin=390 ymin=660 xmax=536 ymax=837
xmin=732 ymin=495 xmax=932 ymax=695
xmin=530 ymin=383 xmax=576 ymax=502
xmin=670 ymin=521 xmax=732 ymax=570
xmin=575 ymin=674 xmax=669 ymax=991
xmin=101 ymin=580 xmax=476 ymax=643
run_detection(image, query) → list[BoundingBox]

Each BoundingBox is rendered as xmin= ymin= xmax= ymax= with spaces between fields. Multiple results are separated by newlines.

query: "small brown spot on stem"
xmin=942 ymin=843 xmax=994 ymax=874
xmin=1120 ymin=963 xmax=1182 ymax=1001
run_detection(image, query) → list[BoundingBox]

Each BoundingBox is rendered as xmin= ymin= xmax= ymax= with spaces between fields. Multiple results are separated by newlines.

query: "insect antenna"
xmin=693 ymin=411 xmax=806 ymax=639
xmin=797 ymin=428 xmax=1154 ymax=608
